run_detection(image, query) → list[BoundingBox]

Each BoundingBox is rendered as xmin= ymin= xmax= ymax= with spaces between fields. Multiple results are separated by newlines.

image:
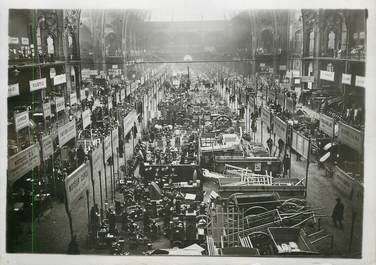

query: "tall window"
xmin=309 ymin=30 xmax=314 ymax=56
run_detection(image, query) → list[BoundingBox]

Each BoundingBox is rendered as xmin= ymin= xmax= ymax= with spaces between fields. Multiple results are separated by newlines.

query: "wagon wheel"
xmin=244 ymin=206 xmax=268 ymax=216
xmin=214 ymin=115 xmax=232 ymax=132
xmin=280 ymin=198 xmax=306 ymax=213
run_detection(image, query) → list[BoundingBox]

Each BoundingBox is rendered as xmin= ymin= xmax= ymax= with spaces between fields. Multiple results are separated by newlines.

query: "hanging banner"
xmin=273 ymin=116 xmax=287 ymax=142
xmin=58 ymin=120 xmax=76 ymax=147
xmin=82 ymin=109 xmax=91 ymax=129
xmin=42 ymin=135 xmax=54 ymax=161
xmin=8 ymin=83 xmax=20 ymax=97
xmin=279 ymin=65 xmax=287 ymax=71
xmin=9 ymin=36 xmax=19 ymax=44
xmin=8 ymin=143 xmax=41 ymax=183
xmin=54 ymin=74 xmax=67 ymax=86
xmin=261 ymin=107 xmax=271 ymax=127
xmin=292 ymin=70 xmax=301 ymax=77
xmin=123 ymin=110 xmax=138 ymax=135
xmin=301 ymin=76 xmax=315 ymax=83
xmin=291 ymin=130 xmax=310 ymax=159
xmin=14 ymin=111 xmax=29 ymax=131
xmin=355 ymin=76 xmax=365 ymax=88
xmin=21 ymin=37 xmax=29 ymax=45
xmin=332 ymin=166 xmax=354 ymax=197
xmin=43 ymin=102 xmax=51 ymax=118
xmin=70 ymin=92 xmax=77 ymax=105
xmin=121 ymin=89 xmax=125 ymax=100
xmin=103 ymin=135 xmax=112 ymax=161
xmin=64 ymin=162 xmax=90 ymax=211
xmin=286 ymin=97 xmax=295 ymax=113
xmin=338 ymin=122 xmax=363 ymax=153
xmin=341 ymin=74 xmax=352 ymax=85
xmin=29 ymin=78 xmax=47 ymax=92
xmin=319 ymin=113 xmax=335 ymax=137
xmin=55 ymin=97 xmax=65 ymax=113
xmin=111 ymin=127 xmax=119 ymax=150
xmin=80 ymin=89 xmax=86 ymax=100
xmin=320 ymin=70 xmax=335 ymax=81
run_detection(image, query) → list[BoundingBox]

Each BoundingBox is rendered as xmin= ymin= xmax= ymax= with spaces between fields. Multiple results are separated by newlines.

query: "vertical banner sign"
xmin=261 ymin=107 xmax=271 ymax=127
xmin=123 ymin=110 xmax=138 ymax=135
xmin=55 ymin=97 xmax=66 ymax=113
xmin=341 ymin=74 xmax=352 ymax=85
xmin=14 ymin=111 xmax=29 ymax=131
xmin=8 ymin=143 xmax=41 ymax=183
xmin=58 ymin=120 xmax=76 ymax=147
xmin=319 ymin=114 xmax=335 ymax=137
xmin=291 ymin=130 xmax=310 ymax=159
xmin=80 ymin=89 xmax=86 ymax=100
xmin=8 ymin=83 xmax=20 ymax=97
xmin=64 ymin=162 xmax=90 ymax=211
xmin=104 ymin=135 xmax=112 ymax=161
xmin=338 ymin=122 xmax=363 ymax=153
xmin=286 ymin=97 xmax=295 ymax=113
xmin=54 ymin=74 xmax=67 ymax=86
xmin=273 ymin=116 xmax=287 ymax=142
xmin=70 ymin=92 xmax=77 ymax=105
xmin=29 ymin=78 xmax=47 ymax=92
xmin=82 ymin=109 xmax=91 ymax=129
xmin=42 ymin=135 xmax=54 ymax=161
xmin=43 ymin=102 xmax=51 ymax=118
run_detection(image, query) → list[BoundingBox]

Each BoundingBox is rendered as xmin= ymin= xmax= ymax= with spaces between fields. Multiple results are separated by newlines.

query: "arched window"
xmin=309 ymin=30 xmax=314 ymax=56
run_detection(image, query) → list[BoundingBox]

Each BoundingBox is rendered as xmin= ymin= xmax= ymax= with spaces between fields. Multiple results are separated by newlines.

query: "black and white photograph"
xmin=1 ymin=1 xmax=376 ymax=264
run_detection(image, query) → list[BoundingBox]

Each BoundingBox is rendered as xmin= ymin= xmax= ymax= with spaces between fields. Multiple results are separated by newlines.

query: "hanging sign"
xmin=14 ymin=111 xmax=29 ymax=131
xmin=301 ymin=76 xmax=315 ymax=83
xmin=50 ymin=68 xmax=56 ymax=78
xmin=54 ymin=74 xmax=66 ymax=86
xmin=103 ymin=135 xmax=112 ymax=161
xmin=64 ymin=162 xmax=90 ymax=211
xmin=82 ymin=109 xmax=91 ymax=129
xmin=279 ymin=65 xmax=287 ymax=71
xmin=8 ymin=144 xmax=41 ymax=183
xmin=319 ymin=113 xmax=335 ymax=137
xmin=320 ymin=70 xmax=335 ymax=81
xmin=338 ymin=122 xmax=363 ymax=153
xmin=333 ymin=166 xmax=354 ymax=197
xmin=341 ymin=74 xmax=352 ymax=85
xmin=273 ymin=116 xmax=287 ymax=142
xmin=291 ymin=130 xmax=310 ymax=159
xmin=8 ymin=83 xmax=20 ymax=97
xmin=70 ymin=92 xmax=77 ymax=105
xmin=58 ymin=120 xmax=76 ymax=147
xmin=42 ymin=135 xmax=54 ymax=161
xmin=29 ymin=78 xmax=47 ymax=92
xmin=43 ymin=102 xmax=51 ymax=118
xmin=355 ymin=76 xmax=365 ymax=88
xmin=55 ymin=97 xmax=65 ymax=113
xmin=292 ymin=70 xmax=301 ymax=77
xmin=8 ymin=37 xmax=19 ymax=44
xmin=261 ymin=107 xmax=271 ymax=127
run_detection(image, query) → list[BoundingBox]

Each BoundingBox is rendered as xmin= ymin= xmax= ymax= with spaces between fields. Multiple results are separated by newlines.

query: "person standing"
xmin=332 ymin=198 xmax=344 ymax=229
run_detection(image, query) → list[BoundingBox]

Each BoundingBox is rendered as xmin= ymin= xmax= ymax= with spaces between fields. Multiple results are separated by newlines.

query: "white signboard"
xmin=8 ymin=83 xmax=20 ymax=97
xmin=55 ymin=97 xmax=65 ymax=113
xmin=21 ymin=37 xmax=29 ymax=45
xmin=8 ymin=144 xmax=41 ymax=183
xmin=50 ymin=68 xmax=56 ymax=78
xmin=341 ymin=74 xmax=352 ymax=85
xmin=70 ymin=92 xmax=77 ymax=105
xmin=43 ymin=102 xmax=51 ymax=118
xmin=320 ymin=70 xmax=335 ymax=81
xmin=338 ymin=122 xmax=363 ymax=153
xmin=42 ymin=135 xmax=54 ymax=161
xmin=9 ymin=37 xmax=19 ymax=44
xmin=82 ymin=109 xmax=91 ymax=129
xmin=54 ymin=74 xmax=66 ymax=86
xmin=319 ymin=114 xmax=335 ymax=137
xmin=355 ymin=76 xmax=365 ymax=88
xmin=29 ymin=78 xmax=47 ymax=92
xmin=301 ymin=76 xmax=315 ymax=83
xmin=273 ymin=116 xmax=287 ymax=142
xmin=279 ymin=65 xmax=287 ymax=71
xmin=58 ymin=120 xmax=76 ymax=147
xmin=14 ymin=111 xmax=29 ymax=131
xmin=291 ymin=130 xmax=310 ymax=159
xmin=65 ymin=162 xmax=90 ymax=210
